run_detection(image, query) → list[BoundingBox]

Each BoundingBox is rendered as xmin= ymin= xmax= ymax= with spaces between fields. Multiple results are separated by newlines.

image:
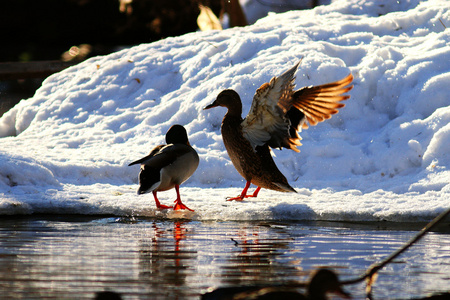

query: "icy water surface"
xmin=0 ymin=216 xmax=449 ymax=299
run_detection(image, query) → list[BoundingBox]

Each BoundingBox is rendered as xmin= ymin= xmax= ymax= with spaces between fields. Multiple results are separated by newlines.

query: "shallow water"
xmin=0 ymin=216 xmax=449 ymax=299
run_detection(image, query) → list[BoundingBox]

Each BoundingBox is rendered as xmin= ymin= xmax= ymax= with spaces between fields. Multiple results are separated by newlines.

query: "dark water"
xmin=0 ymin=215 xmax=449 ymax=299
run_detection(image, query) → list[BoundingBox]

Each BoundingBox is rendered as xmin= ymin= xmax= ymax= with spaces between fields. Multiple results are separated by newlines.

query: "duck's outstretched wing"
xmin=242 ymin=61 xmax=353 ymax=153
xmin=241 ymin=61 xmax=300 ymax=150
xmin=292 ymin=73 xmax=354 ymax=130
xmin=281 ymin=73 xmax=354 ymax=152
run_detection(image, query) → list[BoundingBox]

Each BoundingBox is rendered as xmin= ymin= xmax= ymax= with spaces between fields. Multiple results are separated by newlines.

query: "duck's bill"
xmin=204 ymin=102 xmax=219 ymax=110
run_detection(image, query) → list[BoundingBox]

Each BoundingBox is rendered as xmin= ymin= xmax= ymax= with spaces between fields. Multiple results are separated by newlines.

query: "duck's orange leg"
xmin=248 ymin=186 xmax=261 ymax=198
xmin=173 ymin=185 xmax=194 ymax=211
xmin=153 ymin=191 xmax=173 ymax=209
xmin=227 ymin=182 xmax=262 ymax=201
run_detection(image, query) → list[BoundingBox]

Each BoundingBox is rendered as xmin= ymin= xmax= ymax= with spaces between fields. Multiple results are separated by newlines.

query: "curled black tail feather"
xmin=137 ymin=166 xmax=161 ymax=194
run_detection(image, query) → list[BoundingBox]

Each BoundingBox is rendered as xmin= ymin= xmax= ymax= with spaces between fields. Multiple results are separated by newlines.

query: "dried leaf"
xmin=197 ymin=5 xmax=222 ymax=31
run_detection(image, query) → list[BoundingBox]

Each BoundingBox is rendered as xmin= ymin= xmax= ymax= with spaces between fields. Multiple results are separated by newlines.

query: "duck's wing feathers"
xmin=139 ymin=144 xmax=193 ymax=170
xmin=292 ymin=73 xmax=353 ymax=130
xmin=128 ymin=145 xmax=165 ymax=166
xmin=134 ymin=144 xmax=194 ymax=195
xmin=241 ymin=61 xmax=300 ymax=150
xmin=242 ymin=64 xmax=353 ymax=153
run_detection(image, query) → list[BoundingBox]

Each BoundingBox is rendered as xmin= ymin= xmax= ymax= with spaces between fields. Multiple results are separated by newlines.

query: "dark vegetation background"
xmin=0 ymin=0 xmax=317 ymax=117
xmin=0 ymin=0 xmax=217 ymax=62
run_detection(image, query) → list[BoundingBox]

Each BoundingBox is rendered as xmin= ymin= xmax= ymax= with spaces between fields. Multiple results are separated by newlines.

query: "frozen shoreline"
xmin=1 ymin=0 xmax=449 ymax=219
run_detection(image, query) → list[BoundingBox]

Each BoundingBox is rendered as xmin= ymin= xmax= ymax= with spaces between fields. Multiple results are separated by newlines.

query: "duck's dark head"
xmin=204 ymin=89 xmax=242 ymax=117
xmin=165 ymin=124 xmax=190 ymax=145
xmin=308 ymin=269 xmax=351 ymax=300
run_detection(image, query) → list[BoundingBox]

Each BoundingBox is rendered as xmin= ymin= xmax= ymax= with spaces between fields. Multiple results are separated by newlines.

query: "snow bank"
xmin=0 ymin=0 xmax=449 ymax=221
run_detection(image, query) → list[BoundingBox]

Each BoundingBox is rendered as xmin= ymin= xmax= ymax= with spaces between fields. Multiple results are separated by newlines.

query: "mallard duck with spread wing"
xmin=204 ymin=61 xmax=353 ymax=201
xmin=128 ymin=124 xmax=199 ymax=211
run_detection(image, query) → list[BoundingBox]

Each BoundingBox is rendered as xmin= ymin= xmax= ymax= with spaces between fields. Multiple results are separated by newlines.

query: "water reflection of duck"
xmin=204 ymin=62 xmax=353 ymax=201
xmin=128 ymin=124 xmax=199 ymax=211
xmin=202 ymin=268 xmax=350 ymax=300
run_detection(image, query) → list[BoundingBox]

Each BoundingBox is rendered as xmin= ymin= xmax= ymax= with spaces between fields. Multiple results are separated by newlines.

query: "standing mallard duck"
xmin=204 ymin=61 xmax=353 ymax=201
xmin=128 ymin=124 xmax=199 ymax=211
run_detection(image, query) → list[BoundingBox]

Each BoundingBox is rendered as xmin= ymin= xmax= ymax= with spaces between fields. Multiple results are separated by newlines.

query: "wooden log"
xmin=0 ymin=61 xmax=77 ymax=80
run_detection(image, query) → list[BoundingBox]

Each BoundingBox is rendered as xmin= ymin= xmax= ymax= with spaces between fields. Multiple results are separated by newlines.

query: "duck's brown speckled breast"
xmin=221 ymin=115 xmax=290 ymax=192
xmin=221 ymin=115 xmax=259 ymax=180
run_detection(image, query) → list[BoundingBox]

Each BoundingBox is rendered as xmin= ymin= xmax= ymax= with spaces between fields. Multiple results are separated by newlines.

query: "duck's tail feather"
xmin=137 ymin=167 xmax=161 ymax=195
xmin=273 ymin=182 xmax=297 ymax=193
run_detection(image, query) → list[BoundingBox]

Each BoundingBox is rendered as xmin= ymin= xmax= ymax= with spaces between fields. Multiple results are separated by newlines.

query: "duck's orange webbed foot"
xmin=172 ymin=185 xmax=194 ymax=211
xmin=227 ymin=184 xmax=261 ymax=201
xmin=157 ymin=204 xmax=173 ymax=210
xmin=153 ymin=192 xmax=173 ymax=210
xmin=173 ymin=199 xmax=194 ymax=211
xmin=226 ymin=195 xmax=245 ymax=201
